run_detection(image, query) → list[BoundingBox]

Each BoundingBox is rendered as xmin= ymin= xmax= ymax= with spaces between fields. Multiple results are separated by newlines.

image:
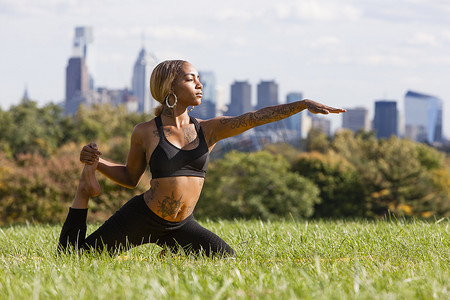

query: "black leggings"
xmin=58 ymin=194 xmax=235 ymax=256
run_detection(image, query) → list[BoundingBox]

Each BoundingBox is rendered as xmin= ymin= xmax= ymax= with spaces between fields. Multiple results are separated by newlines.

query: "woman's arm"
xmin=80 ymin=124 xmax=148 ymax=189
xmin=203 ymin=99 xmax=345 ymax=145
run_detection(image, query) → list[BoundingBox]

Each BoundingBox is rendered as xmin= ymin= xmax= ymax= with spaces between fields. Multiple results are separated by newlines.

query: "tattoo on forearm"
xmin=157 ymin=192 xmax=183 ymax=219
xmin=219 ymin=104 xmax=298 ymax=129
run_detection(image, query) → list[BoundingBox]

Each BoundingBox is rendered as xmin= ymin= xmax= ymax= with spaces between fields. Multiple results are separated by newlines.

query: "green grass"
xmin=0 ymin=219 xmax=448 ymax=299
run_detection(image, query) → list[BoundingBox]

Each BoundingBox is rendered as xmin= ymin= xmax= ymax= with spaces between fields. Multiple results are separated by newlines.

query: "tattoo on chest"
xmin=157 ymin=192 xmax=183 ymax=219
xmin=152 ymin=124 xmax=197 ymax=147
xmin=183 ymin=127 xmax=199 ymax=145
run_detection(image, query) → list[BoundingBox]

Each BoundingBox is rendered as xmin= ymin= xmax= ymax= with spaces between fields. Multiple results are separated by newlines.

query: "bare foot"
xmin=71 ymin=161 xmax=100 ymax=209
xmin=78 ymin=162 xmax=100 ymax=197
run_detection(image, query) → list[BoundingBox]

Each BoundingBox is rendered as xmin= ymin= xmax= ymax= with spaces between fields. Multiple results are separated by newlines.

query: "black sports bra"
xmin=149 ymin=115 xmax=210 ymax=179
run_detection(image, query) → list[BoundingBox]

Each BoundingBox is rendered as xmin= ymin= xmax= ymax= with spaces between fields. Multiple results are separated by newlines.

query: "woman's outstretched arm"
xmin=202 ymin=99 xmax=345 ymax=146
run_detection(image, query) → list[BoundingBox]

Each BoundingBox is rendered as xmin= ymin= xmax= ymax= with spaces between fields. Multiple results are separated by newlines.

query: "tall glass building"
xmin=132 ymin=47 xmax=157 ymax=114
xmin=373 ymin=100 xmax=398 ymax=139
xmin=342 ymin=107 xmax=370 ymax=133
xmin=65 ymin=27 xmax=93 ymax=114
xmin=73 ymin=27 xmax=94 ymax=89
xmin=404 ymin=91 xmax=443 ymax=143
xmin=227 ymin=81 xmax=252 ymax=116
xmin=256 ymin=80 xmax=278 ymax=109
xmin=65 ymin=57 xmax=90 ymax=114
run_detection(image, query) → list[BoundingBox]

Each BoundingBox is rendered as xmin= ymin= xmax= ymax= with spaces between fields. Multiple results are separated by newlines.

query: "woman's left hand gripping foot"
xmin=79 ymin=143 xmax=101 ymax=197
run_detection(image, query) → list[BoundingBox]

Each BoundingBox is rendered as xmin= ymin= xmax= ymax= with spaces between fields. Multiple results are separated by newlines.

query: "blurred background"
xmin=1 ymin=0 xmax=449 ymax=223
xmin=1 ymin=0 xmax=450 ymax=136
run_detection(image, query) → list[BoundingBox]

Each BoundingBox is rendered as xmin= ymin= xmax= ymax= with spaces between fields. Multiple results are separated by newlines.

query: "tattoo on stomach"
xmin=157 ymin=192 xmax=183 ymax=219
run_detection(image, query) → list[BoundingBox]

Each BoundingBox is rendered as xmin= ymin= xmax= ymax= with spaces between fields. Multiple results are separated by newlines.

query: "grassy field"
xmin=0 ymin=218 xmax=448 ymax=299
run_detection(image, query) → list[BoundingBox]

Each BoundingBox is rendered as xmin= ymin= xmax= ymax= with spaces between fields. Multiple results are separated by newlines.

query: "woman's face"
xmin=172 ymin=62 xmax=203 ymax=107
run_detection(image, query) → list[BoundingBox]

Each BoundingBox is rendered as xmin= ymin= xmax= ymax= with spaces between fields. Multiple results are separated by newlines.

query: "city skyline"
xmin=1 ymin=0 xmax=450 ymax=136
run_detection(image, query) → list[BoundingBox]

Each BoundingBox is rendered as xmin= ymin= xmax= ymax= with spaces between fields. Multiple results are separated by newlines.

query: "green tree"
xmin=0 ymin=108 xmax=14 ymax=157
xmin=330 ymin=130 xmax=449 ymax=217
xmin=306 ymin=128 xmax=330 ymax=153
xmin=415 ymin=142 xmax=444 ymax=170
xmin=428 ymin=164 xmax=450 ymax=217
xmin=292 ymin=151 xmax=367 ymax=217
xmin=72 ymin=104 xmax=152 ymax=162
xmin=196 ymin=151 xmax=320 ymax=220
xmin=263 ymin=142 xmax=301 ymax=165
xmin=0 ymin=143 xmax=151 ymax=225
xmin=74 ymin=104 xmax=152 ymax=143
xmin=368 ymin=137 xmax=435 ymax=216
xmin=6 ymin=100 xmax=66 ymax=157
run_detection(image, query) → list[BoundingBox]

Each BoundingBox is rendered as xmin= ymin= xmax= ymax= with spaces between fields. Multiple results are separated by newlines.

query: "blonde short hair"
xmin=150 ymin=60 xmax=187 ymax=116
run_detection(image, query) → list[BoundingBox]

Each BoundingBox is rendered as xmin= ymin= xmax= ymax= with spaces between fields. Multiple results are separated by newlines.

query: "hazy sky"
xmin=1 ymin=0 xmax=450 ymax=135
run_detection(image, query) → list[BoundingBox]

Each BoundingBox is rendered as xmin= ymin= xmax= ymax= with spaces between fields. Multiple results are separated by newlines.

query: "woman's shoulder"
xmin=129 ymin=118 xmax=160 ymax=150
xmin=136 ymin=117 xmax=157 ymax=129
xmin=132 ymin=118 xmax=158 ymax=138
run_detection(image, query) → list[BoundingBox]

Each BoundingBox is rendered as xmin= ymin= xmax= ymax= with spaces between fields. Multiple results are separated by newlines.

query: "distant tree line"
xmin=197 ymin=130 xmax=450 ymax=219
xmin=0 ymin=100 xmax=449 ymax=224
xmin=0 ymin=100 xmax=152 ymax=224
xmin=0 ymin=100 xmax=151 ymax=159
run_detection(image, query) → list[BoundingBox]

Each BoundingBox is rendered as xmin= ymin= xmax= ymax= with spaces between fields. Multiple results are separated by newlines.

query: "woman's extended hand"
xmin=302 ymin=99 xmax=346 ymax=114
xmin=80 ymin=142 xmax=102 ymax=165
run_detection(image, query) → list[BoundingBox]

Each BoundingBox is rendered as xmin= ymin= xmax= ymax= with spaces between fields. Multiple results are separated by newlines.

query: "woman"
xmin=58 ymin=60 xmax=345 ymax=256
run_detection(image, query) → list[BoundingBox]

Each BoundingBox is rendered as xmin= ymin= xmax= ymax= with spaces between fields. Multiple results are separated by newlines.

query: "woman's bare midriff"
xmin=143 ymin=176 xmax=205 ymax=222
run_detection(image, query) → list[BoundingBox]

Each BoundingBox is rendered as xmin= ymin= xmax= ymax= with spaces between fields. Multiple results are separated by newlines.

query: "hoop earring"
xmin=165 ymin=93 xmax=177 ymax=108
xmin=188 ymin=106 xmax=194 ymax=113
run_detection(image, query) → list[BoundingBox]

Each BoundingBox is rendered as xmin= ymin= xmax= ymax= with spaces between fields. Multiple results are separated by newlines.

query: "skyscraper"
xmin=73 ymin=27 xmax=94 ymax=89
xmin=132 ymin=47 xmax=157 ymax=114
xmin=342 ymin=107 xmax=370 ymax=133
xmin=65 ymin=27 xmax=94 ymax=114
xmin=65 ymin=57 xmax=89 ymax=114
xmin=404 ymin=90 xmax=443 ymax=143
xmin=256 ymin=80 xmax=278 ymax=109
xmin=190 ymin=71 xmax=216 ymax=119
xmin=227 ymin=81 xmax=252 ymax=116
xmin=373 ymin=100 xmax=398 ymax=139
